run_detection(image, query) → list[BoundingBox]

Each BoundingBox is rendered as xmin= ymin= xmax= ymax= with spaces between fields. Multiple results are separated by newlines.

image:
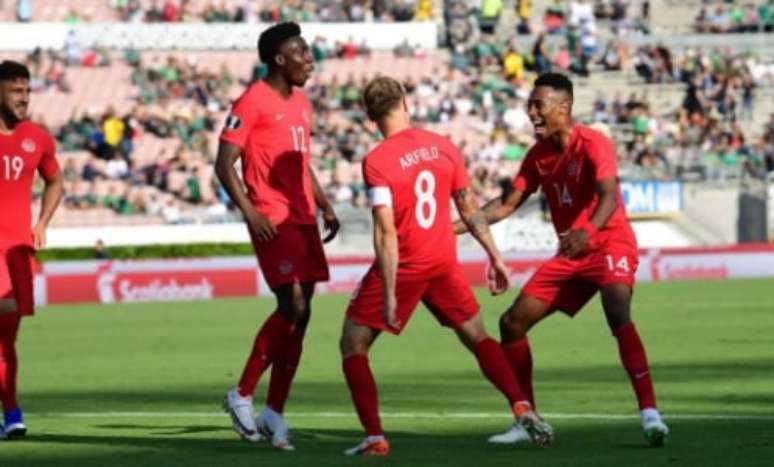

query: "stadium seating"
xmin=4 ymin=0 xmax=771 ymax=247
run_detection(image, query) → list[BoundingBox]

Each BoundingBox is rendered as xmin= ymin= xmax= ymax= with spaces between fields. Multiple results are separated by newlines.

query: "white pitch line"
xmin=28 ymin=411 xmax=774 ymax=421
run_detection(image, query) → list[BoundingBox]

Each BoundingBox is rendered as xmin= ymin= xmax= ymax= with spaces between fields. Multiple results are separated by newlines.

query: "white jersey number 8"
xmin=415 ymin=170 xmax=437 ymax=229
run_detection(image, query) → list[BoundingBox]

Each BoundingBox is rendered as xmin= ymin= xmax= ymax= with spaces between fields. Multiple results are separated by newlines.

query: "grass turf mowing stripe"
xmin=28 ymin=411 xmax=774 ymax=421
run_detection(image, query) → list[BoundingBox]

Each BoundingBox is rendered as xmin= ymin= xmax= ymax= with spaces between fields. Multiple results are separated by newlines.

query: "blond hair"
xmin=362 ymin=76 xmax=405 ymax=122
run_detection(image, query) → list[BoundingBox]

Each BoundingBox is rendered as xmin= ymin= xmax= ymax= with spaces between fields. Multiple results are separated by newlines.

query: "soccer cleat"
xmin=256 ymin=407 xmax=295 ymax=451
xmin=641 ymin=408 xmax=669 ymax=447
xmin=3 ymin=408 xmax=27 ymax=440
xmin=512 ymin=402 xmax=553 ymax=447
xmin=344 ymin=436 xmax=390 ymax=456
xmin=222 ymin=389 xmax=261 ymax=442
xmin=488 ymin=421 xmax=532 ymax=444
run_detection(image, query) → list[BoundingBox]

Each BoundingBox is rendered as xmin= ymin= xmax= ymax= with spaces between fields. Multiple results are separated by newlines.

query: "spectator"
xmin=105 ymin=153 xmax=129 ymax=180
xmin=16 ymin=0 xmax=32 ymax=22
xmin=162 ymin=0 xmax=179 ymax=22
xmin=94 ymin=239 xmax=109 ymax=259
xmin=480 ymin=0 xmax=503 ymax=34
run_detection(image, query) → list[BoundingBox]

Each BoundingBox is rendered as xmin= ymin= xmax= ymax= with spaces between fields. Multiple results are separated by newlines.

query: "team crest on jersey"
xmin=223 ymin=114 xmax=242 ymax=131
xmin=278 ymin=260 xmax=294 ymax=275
xmin=21 ymin=138 xmax=36 ymax=153
xmin=301 ymin=110 xmax=310 ymax=124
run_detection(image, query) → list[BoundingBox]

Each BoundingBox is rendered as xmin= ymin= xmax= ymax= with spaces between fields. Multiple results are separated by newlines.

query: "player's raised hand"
xmin=31 ymin=223 xmax=47 ymax=249
xmin=487 ymin=258 xmax=510 ymax=295
xmin=382 ymin=292 xmax=400 ymax=331
xmin=244 ymin=207 xmax=277 ymax=242
xmin=559 ymin=229 xmax=589 ymax=258
xmin=321 ymin=205 xmax=340 ymax=243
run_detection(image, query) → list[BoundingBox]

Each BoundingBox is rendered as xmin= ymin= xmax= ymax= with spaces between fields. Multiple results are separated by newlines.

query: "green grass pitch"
xmin=1 ymin=279 xmax=773 ymax=466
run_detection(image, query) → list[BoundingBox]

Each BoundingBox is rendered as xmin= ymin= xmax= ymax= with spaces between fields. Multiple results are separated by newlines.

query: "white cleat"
xmin=2 ymin=422 xmax=27 ymax=440
xmin=641 ymin=408 xmax=669 ymax=447
xmin=222 ymin=389 xmax=261 ymax=442
xmin=488 ymin=421 xmax=532 ymax=444
xmin=517 ymin=411 xmax=554 ymax=447
xmin=256 ymin=407 xmax=295 ymax=451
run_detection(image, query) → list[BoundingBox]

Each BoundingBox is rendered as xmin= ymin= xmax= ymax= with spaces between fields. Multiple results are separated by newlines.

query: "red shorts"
xmin=0 ymin=245 xmax=36 ymax=316
xmin=252 ymin=224 xmax=329 ymax=290
xmin=522 ymin=244 xmax=639 ymax=316
xmin=346 ymin=263 xmax=479 ymax=335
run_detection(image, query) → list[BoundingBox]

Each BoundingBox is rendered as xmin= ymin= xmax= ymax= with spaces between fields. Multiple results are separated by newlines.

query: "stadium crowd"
xmin=694 ymin=0 xmax=774 ymax=33
xmin=8 ymin=0 xmax=435 ymax=23
xmin=12 ymin=1 xmax=773 ymax=224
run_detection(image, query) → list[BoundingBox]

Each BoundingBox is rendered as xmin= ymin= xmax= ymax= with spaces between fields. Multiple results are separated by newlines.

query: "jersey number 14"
xmin=553 ymin=182 xmax=573 ymax=207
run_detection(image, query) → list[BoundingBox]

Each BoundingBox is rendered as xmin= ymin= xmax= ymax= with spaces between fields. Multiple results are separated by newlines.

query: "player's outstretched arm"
xmin=32 ymin=170 xmax=64 ymax=249
xmin=453 ymin=187 xmax=509 ymax=295
xmin=308 ymin=163 xmax=340 ymax=243
xmin=214 ymin=140 xmax=277 ymax=242
xmin=372 ymin=206 xmax=400 ymax=330
xmin=559 ymin=177 xmax=618 ymax=258
xmin=453 ymin=186 xmax=529 ymax=235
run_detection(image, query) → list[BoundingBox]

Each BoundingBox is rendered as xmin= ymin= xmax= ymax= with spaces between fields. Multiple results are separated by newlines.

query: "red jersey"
xmin=513 ymin=125 xmax=636 ymax=250
xmin=363 ymin=128 xmax=470 ymax=277
xmin=0 ymin=121 xmax=59 ymax=247
xmin=220 ymin=80 xmax=316 ymax=226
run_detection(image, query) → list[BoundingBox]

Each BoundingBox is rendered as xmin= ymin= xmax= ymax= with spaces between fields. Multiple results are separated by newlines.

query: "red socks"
xmin=615 ymin=322 xmax=657 ymax=410
xmin=502 ymin=337 xmax=535 ymax=409
xmin=237 ymin=312 xmax=294 ymax=397
xmin=266 ymin=327 xmax=305 ymax=413
xmin=0 ymin=314 xmax=21 ymax=411
xmin=343 ymin=355 xmax=383 ymax=436
xmin=474 ymin=338 xmax=527 ymax=407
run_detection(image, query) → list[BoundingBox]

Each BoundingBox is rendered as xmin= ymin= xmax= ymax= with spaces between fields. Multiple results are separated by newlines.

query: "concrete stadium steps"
xmin=2 ymin=0 xmax=441 ymax=22
xmin=573 ymin=71 xmax=688 ymax=112
xmin=650 ymin=0 xmax=704 ymax=36
xmin=29 ymin=62 xmax=137 ymax=129
xmin=0 ymin=0 xmax=119 ymax=22
xmin=0 ymin=1 xmax=268 ymax=22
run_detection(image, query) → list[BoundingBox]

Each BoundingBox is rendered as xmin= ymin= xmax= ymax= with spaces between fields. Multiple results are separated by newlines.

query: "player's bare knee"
xmin=340 ymin=334 xmax=368 ymax=358
xmin=601 ymin=284 xmax=632 ymax=331
xmin=456 ymin=319 xmax=487 ymax=351
xmin=499 ymin=310 xmax=525 ymax=340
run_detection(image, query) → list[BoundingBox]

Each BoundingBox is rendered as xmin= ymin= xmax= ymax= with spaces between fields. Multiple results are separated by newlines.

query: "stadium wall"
xmin=0 ymin=22 xmax=439 ymax=51
xmin=34 ymin=244 xmax=774 ymax=307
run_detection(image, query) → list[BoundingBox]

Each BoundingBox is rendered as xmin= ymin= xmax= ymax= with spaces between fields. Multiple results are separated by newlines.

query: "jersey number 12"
xmin=290 ymin=126 xmax=307 ymax=153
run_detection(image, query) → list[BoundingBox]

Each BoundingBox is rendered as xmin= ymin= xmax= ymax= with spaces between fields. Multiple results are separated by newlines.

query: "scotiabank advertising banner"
xmin=42 ymin=258 xmax=259 ymax=305
xmin=36 ymin=244 xmax=774 ymax=306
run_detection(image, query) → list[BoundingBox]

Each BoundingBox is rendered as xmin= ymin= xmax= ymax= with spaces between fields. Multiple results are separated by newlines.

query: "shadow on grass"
xmin=3 ymin=418 xmax=774 ymax=467
xmin=20 ymin=358 xmax=774 ymax=414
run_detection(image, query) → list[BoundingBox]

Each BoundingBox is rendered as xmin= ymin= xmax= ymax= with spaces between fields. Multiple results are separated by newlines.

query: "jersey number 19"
xmin=2 ymin=155 xmax=24 ymax=181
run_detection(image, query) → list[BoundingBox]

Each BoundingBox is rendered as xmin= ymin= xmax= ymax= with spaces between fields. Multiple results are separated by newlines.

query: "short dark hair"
xmin=0 ymin=60 xmax=30 ymax=82
xmin=363 ymin=76 xmax=405 ymax=122
xmin=534 ymin=72 xmax=573 ymax=99
xmin=258 ymin=22 xmax=302 ymax=66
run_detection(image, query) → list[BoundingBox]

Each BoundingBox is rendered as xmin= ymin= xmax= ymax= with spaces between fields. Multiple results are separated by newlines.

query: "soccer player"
xmin=215 ymin=22 xmax=339 ymax=451
xmin=455 ymin=72 xmax=669 ymax=446
xmin=339 ymin=76 xmax=554 ymax=457
xmin=0 ymin=60 xmax=63 ymax=439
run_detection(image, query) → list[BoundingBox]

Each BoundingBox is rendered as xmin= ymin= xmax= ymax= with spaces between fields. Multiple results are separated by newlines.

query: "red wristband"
xmin=580 ymin=222 xmax=598 ymax=238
